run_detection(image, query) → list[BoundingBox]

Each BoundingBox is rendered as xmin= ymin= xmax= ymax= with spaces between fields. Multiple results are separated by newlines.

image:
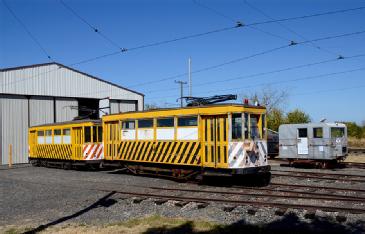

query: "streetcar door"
xmin=201 ymin=115 xmax=228 ymax=168
xmin=297 ymin=128 xmax=308 ymax=155
xmin=72 ymin=127 xmax=83 ymax=160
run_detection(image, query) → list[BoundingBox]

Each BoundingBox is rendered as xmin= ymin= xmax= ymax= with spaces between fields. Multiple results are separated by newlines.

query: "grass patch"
xmin=112 ymin=215 xmax=220 ymax=232
xmin=16 ymin=216 xmax=222 ymax=233
xmin=348 ymin=137 xmax=365 ymax=147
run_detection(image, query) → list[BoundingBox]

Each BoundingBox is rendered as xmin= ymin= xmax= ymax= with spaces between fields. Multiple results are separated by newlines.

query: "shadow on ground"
xmin=143 ymin=212 xmax=365 ymax=234
xmin=23 ymin=191 xmax=117 ymax=234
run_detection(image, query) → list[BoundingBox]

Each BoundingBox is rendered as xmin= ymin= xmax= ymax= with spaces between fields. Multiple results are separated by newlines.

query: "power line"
xmin=128 ymin=29 xmax=365 ymax=88
xmin=192 ymin=0 xmax=292 ymax=42
xmin=212 ymin=67 xmax=365 ymax=94
xmin=292 ymin=84 xmax=365 ymax=97
xmin=59 ymin=0 xmax=123 ymax=50
xmin=2 ymin=0 xmax=52 ymax=60
xmin=3 ymin=29 xmax=365 ymax=96
xmin=242 ymin=0 xmax=339 ymax=56
xmin=68 ymin=5 xmax=365 ymax=67
xmin=145 ymin=53 xmax=365 ymax=94
xmin=247 ymin=6 xmax=365 ymax=27
xmin=70 ymin=24 xmax=241 ymax=66
xmin=147 ymin=66 xmax=365 ymax=100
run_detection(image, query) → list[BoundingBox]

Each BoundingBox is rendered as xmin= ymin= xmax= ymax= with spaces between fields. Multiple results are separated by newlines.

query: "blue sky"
xmin=1 ymin=0 xmax=365 ymax=124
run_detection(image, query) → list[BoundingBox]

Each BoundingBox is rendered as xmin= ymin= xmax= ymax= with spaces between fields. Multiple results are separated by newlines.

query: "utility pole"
xmin=175 ymin=80 xmax=187 ymax=107
xmin=188 ymin=57 xmax=192 ymax=97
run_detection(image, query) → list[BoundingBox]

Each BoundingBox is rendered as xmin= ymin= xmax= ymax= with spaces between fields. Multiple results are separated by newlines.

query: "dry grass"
xmin=348 ymin=137 xmax=365 ymax=148
xmin=2 ymin=216 xmax=221 ymax=234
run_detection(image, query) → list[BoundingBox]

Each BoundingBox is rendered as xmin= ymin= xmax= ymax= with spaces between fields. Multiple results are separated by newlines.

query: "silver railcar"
xmin=279 ymin=123 xmax=347 ymax=164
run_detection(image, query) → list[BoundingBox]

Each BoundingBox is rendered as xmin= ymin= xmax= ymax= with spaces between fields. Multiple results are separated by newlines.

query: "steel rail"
xmin=97 ymin=188 xmax=365 ymax=214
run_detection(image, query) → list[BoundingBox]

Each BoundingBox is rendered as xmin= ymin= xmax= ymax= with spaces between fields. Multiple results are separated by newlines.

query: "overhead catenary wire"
xmin=69 ymin=5 xmax=365 ymax=68
xmin=291 ymin=84 xmax=365 ymax=97
xmin=193 ymin=0 xmax=292 ymax=42
xmin=147 ymin=66 xmax=365 ymax=100
xmin=242 ymin=0 xmax=339 ymax=56
xmin=1 ymin=0 xmax=52 ymax=61
xmin=145 ymin=53 xmax=365 ymax=94
xmin=2 ymin=29 xmax=365 ymax=96
xmin=127 ymin=29 xmax=365 ymax=88
xmin=59 ymin=0 xmax=122 ymax=50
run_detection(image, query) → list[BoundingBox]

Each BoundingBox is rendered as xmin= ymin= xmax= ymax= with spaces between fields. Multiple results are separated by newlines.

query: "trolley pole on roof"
xmin=175 ymin=80 xmax=187 ymax=107
xmin=188 ymin=57 xmax=192 ymax=97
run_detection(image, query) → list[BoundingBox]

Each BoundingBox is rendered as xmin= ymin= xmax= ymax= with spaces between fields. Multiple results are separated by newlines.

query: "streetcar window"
xmin=313 ymin=127 xmax=323 ymax=138
xmin=122 ymin=120 xmax=135 ymax=129
xmin=45 ymin=130 xmax=52 ymax=144
xmin=92 ymin=126 xmax=97 ymax=142
xmin=231 ymin=113 xmax=242 ymax=140
xmin=63 ymin=128 xmax=71 ymax=144
xmin=298 ymin=128 xmax=307 ymax=138
xmin=262 ymin=114 xmax=266 ymax=138
xmin=331 ymin=127 xmax=345 ymax=138
xmin=178 ymin=116 xmax=197 ymax=127
xmin=84 ymin=127 xmax=91 ymax=142
xmin=138 ymin=119 xmax=153 ymax=128
xmin=250 ymin=114 xmax=261 ymax=139
xmin=63 ymin=129 xmax=70 ymax=135
xmin=244 ymin=113 xmax=249 ymax=139
xmin=54 ymin=129 xmax=62 ymax=144
xmin=157 ymin=118 xmax=174 ymax=127
xmin=37 ymin=131 xmax=45 ymax=144
xmin=98 ymin=126 xmax=103 ymax=142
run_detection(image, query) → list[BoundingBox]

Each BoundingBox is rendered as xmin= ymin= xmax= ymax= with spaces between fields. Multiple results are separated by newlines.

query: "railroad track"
xmin=348 ymin=147 xmax=365 ymax=154
xmin=97 ymin=188 xmax=365 ymax=214
xmin=271 ymin=169 xmax=365 ymax=183
xmin=5 ymin=174 xmax=365 ymax=215
xmin=271 ymin=168 xmax=365 ymax=178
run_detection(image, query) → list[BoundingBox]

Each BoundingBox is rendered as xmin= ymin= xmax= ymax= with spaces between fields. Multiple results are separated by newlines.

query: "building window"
xmin=157 ymin=118 xmax=174 ymax=127
xmin=138 ymin=119 xmax=153 ymax=128
xmin=231 ymin=113 xmax=242 ymax=140
xmin=313 ymin=127 xmax=323 ymax=138
xmin=178 ymin=116 xmax=197 ymax=127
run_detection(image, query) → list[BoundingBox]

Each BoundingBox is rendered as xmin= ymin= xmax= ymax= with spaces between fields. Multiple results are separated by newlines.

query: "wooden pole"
xmin=9 ymin=144 xmax=12 ymax=168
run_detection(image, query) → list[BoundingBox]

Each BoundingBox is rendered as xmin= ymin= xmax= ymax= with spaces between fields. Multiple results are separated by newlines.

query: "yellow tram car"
xmin=29 ymin=120 xmax=103 ymax=168
xmin=103 ymin=104 xmax=270 ymax=178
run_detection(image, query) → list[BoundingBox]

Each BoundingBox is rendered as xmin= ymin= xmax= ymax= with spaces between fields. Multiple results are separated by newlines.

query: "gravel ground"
xmin=0 ymin=165 xmax=364 ymax=233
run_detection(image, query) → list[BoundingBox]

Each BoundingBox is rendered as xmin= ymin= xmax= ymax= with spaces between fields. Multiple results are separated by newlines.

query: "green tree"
xmin=267 ymin=108 xmax=286 ymax=131
xmin=344 ymin=122 xmax=363 ymax=139
xmin=144 ymin=103 xmax=160 ymax=110
xmin=286 ymin=109 xmax=311 ymax=124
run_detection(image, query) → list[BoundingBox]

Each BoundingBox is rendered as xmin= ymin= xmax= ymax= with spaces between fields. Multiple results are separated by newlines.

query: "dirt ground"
xmin=345 ymin=154 xmax=365 ymax=163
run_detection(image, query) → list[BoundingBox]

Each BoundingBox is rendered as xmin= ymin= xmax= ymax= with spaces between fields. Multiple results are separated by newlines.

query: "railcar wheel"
xmin=257 ymin=172 xmax=271 ymax=186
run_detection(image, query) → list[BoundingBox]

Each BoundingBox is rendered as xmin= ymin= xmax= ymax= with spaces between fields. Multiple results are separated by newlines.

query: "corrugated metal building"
xmin=0 ymin=62 xmax=144 ymax=165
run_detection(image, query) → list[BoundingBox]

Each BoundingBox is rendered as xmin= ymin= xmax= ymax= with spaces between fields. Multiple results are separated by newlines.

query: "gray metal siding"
xmin=55 ymin=98 xmax=78 ymax=122
xmin=110 ymin=100 xmax=120 ymax=114
xmin=1 ymin=64 xmax=143 ymax=110
xmin=29 ymin=97 xmax=54 ymax=126
xmin=0 ymin=95 xmax=29 ymax=164
xmin=120 ymin=100 xmax=137 ymax=112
